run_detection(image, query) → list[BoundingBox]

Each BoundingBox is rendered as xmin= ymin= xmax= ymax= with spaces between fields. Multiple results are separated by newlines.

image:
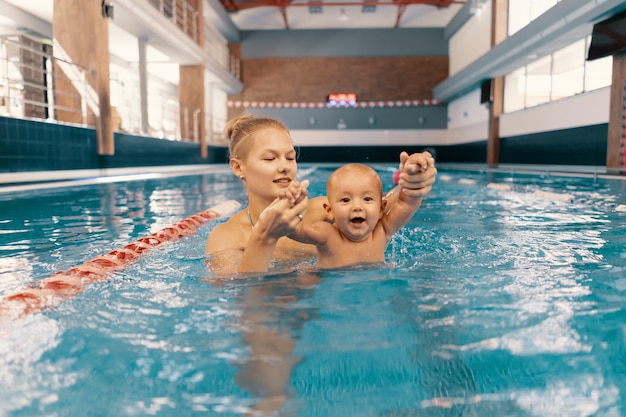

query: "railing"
xmin=0 ymin=34 xmax=94 ymax=126
xmin=203 ymin=20 xmax=241 ymax=81
xmin=438 ymin=163 xmax=626 ymax=179
xmin=147 ymin=0 xmax=199 ymax=43
xmin=1 ymin=32 xmax=228 ymax=149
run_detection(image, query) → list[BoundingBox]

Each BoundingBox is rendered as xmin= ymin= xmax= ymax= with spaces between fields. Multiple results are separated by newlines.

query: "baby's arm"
xmin=382 ymin=151 xmax=435 ymax=237
xmin=289 ymin=220 xmax=331 ymax=247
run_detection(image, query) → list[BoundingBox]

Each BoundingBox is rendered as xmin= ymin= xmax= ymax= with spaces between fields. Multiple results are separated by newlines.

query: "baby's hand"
xmin=279 ymin=179 xmax=310 ymax=205
xmin=396 ymin=151 xmax=437 ymax=198
xmin=399 ymin=151 xmax=435 ymax=175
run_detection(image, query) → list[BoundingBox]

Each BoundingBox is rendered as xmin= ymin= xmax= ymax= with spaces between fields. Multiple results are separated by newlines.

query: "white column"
xmin=138 ymin=37 xmax=149 ymax=134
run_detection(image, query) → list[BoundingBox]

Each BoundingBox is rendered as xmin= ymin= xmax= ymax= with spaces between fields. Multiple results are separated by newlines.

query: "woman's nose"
xmin=278 ymin=158 xmax=291 ymax=172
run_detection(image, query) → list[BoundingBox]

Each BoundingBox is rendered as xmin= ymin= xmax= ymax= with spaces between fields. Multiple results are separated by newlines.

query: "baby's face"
xmin=326 ymin=172 xmax=384 ymax=242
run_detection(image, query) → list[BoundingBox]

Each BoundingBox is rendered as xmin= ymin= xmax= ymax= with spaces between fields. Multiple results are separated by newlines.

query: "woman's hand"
xmin=256 ymin=180 xmax=309 ymax=240
xmin=397 ymin=151 xmax=437 ymax=198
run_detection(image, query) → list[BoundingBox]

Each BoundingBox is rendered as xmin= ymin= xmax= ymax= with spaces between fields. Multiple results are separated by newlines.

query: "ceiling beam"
xmin=220 ymin=0 xmax=463 ymax=12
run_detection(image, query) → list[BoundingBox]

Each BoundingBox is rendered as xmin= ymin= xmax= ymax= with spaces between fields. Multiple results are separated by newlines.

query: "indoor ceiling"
xmin=221 ymin=0 xmax=465 ymax=30
xmin=0 ymin=0 xmax=464 ymax=85
xmin=220 ymin=0 xmax=465 ymax=30
xmin=1 ymin=0 xmax=464 ymax=32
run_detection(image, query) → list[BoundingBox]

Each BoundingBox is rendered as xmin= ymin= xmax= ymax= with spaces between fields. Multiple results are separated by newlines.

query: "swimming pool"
xmin=1 ymin=165 xmax=625 ymax=416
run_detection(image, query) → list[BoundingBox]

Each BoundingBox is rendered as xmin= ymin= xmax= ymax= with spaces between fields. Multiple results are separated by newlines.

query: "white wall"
xmin=446 ymin=88 xmax=489 ymax=144
xmin=290 ymin=129 xmax=450 ymax=147
xmin=500 ymin=87 xmax=610 ymax=137
xmin=448 ymin=1 xmax=492 ymax=76
xmin=290 ymin=87 xmax=610 ymax=147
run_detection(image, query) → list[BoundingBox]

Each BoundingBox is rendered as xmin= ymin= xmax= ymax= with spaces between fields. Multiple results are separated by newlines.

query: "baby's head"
xmin=325 ymin=164 xmax=386 ymax=241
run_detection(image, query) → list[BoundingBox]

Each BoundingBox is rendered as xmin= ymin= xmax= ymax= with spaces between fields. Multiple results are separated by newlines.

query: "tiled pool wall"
xmin=0 ymin=116 xmax=609 ymax=174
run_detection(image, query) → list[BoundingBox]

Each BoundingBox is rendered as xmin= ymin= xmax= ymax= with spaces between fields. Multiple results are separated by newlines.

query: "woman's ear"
xmin=230 ymin=158 xmax=243 ymax=178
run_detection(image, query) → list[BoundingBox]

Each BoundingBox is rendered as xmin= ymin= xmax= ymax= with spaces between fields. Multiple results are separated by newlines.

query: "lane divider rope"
xmin=0 ymin=200 xmax=241 ymax=319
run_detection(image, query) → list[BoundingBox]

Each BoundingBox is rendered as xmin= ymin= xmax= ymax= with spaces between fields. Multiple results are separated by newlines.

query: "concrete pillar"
xmin=53 ymin=0 xmax=113 ymax=155
xmin=607 ymin=51 xmax=626 ymax=173
xmin=486 ymin=0 xmax=508 ymax=166
xmin=179 ymin=65 xmax=206 ymax=158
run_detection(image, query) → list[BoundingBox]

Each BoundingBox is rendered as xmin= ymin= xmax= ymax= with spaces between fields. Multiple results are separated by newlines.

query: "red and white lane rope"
xmin=0 ymin=200 xmax=241 ymax=318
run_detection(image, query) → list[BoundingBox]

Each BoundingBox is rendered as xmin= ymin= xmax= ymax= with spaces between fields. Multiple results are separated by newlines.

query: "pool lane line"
xmin=0 ymin=199 xmax=241 ymax=319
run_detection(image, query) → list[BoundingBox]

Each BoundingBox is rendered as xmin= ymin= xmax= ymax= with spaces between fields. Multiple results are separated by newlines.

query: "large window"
xmin=551 ymin=39 xmax=584 ymax=101
xmin=525 ymin=55 xmax=552 ymax=108
xmin=508 ymin=0 xmax=560 ymax=36
xmin=504 ymin=36 xmax=612 ymax=113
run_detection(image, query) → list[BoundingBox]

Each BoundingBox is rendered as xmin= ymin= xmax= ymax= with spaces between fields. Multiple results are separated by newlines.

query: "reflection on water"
xmin=227 ymin=273 xmax=320 ymax=416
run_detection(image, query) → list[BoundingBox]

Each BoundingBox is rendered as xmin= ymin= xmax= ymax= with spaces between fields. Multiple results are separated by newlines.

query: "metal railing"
xmin=1 ymin=30 xmax=232 ymax=149
xmin=147 ymin=0 xmax=199 ymax=43
xmin=203 ymin=22 xmax=240 ymax=80
xmin=438 ymin=163 xmax=626 ymax=179
xmin=0 ymin=34 xmax=93 ymax=126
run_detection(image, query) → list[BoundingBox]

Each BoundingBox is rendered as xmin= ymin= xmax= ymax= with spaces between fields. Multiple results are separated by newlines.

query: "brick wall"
xmin=231 ymin=56 xmax=448 ymax=103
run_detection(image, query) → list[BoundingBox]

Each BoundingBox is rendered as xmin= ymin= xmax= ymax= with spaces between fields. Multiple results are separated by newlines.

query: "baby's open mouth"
xmin=350 ymin=217 xmax=366 ymax=224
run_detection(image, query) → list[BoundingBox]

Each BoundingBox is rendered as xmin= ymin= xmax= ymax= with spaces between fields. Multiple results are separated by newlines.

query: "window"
xmin=508 ymin=0 xmax=560 ymax=36
xmin=585 ymin=36 xmax=613 ymax=91
xmin=525 ymin=55 xmax=552 ymax=108
xmin=504 ymin=67 xmax=526 ymax=113
xmin=551 ymin=39 xmax=584 ymax=100
xmin=503 ymin=36 xmax=613 ymax=113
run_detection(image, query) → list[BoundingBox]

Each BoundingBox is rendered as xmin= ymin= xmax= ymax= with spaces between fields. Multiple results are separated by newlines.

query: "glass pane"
xmin=552 ymin=39 xmax=584 ymax=74
xmin=504 ymin=67 xmax=526 ymax=113
xmin=109 ymin=63 xmax=141 ymax=134
xmin=552 ymin=67 xmax=584 ymax=100
xmin=525 ymin=55 xmax=552 ymax=107
xmin=585 ymin=55 xmax=613 ymax=91
xmin=508 ymin=0 xmax=531 ymax=36
xmin=530 ymin=0 xmax=558 ymax=20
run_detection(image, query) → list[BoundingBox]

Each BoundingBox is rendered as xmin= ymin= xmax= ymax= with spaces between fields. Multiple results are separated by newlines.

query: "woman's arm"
xmin=238 ymin=196 xmax=309 ymax=273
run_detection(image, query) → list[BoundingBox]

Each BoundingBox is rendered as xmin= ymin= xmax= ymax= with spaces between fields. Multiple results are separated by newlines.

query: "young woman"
xmin=205 ymin=114 xmax=436 ymax=276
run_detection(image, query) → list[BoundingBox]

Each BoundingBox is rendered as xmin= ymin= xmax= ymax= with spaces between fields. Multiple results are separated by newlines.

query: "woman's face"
xmin=236 ymin=126 xmax=298 ymax=202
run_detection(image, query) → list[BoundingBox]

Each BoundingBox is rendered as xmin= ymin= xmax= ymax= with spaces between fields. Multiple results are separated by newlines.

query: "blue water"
xmin=0 ymin=166 xmax=625 ymax=417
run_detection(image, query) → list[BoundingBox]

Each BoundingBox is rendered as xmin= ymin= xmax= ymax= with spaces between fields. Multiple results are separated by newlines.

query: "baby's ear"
xmin=379 ymin=199 xmax=388 ymax=218
xmin=323 ymin=202 xmax=335 ymax=221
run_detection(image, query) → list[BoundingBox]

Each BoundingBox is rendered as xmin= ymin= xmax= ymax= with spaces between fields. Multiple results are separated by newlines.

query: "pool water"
xmin=0 ymin=166 xmax=625 ymax=417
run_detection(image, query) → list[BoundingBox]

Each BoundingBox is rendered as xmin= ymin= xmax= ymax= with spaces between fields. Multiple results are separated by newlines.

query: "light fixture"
xmin=339 ymin=8 xmax=348 ymax=21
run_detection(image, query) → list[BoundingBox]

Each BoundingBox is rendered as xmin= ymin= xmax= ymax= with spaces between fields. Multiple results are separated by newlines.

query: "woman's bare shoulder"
xmin=205 ymin=211 xmax=248 ymax=253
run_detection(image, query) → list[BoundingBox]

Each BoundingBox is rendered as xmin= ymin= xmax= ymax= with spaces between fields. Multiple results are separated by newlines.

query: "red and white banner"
xmin=227 ymin=99 xmax=442 ymax=108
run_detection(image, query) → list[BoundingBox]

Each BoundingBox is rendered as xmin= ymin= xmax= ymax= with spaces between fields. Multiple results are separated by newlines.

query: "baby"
xmin=289 ymin=152 xmax=433 ymax=269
